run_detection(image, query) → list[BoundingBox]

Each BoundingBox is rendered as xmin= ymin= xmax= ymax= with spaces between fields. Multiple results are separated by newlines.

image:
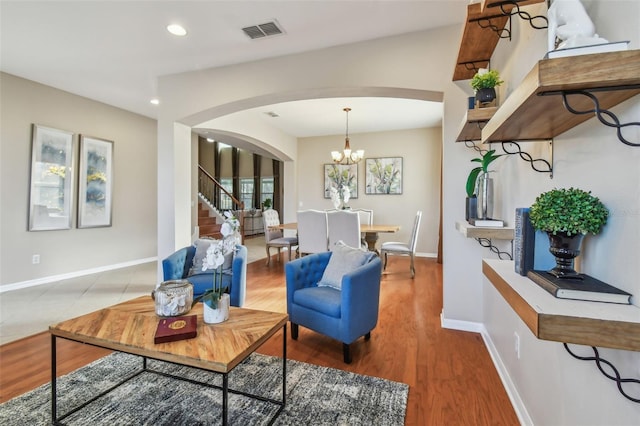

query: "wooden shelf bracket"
xmin=539 ymin=87 xmax=640 ymax=147
xmin=500 ymin=140 xmax=554 ymax=178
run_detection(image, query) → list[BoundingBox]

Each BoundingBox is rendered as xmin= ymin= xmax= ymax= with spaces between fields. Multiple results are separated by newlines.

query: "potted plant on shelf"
xmin=529 ymin=187 xmax=608 ymax=279
xmin=465 ymin=149 xmax=502 ymax=221
xmin=470 ymin=69 xmax=504 ymax=107
xmin=262 ymin=198 xmax=272 ymax=210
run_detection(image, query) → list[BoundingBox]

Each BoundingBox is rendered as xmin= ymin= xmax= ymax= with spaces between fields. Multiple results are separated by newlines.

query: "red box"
xmin=154 ymin=315 xmax=197 ymax=344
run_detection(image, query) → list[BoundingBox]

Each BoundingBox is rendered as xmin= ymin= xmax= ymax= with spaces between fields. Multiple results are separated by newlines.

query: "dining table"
xmin=274 ymin=222 xmax=400 ymax=253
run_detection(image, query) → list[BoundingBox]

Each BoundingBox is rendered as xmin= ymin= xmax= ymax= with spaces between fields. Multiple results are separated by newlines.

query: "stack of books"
xmin=468 ymin=218 xmax=504 ymax=227
xmin=544 ymin=40 xmax=629 ymax=59
xmin=513 ymin=208 xmax=555 ymax=276
xmin=527 ymin=271 xmax=631 ymax=305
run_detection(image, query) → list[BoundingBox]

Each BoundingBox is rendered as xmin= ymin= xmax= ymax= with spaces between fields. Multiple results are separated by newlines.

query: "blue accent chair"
xmin=162 ymin=244 xmax=247 ymax=307
xmin=285 ymin=251 xmax=383 ymax=363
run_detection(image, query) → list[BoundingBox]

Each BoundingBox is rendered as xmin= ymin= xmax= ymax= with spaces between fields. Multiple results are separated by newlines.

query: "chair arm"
xmin=340 ymin=257 xmax=383 ymax=342
xmin=285 ymin=252 xmax=332 ymax=313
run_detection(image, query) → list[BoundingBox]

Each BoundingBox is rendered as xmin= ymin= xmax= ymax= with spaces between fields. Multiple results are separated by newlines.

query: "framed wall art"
xmin=365 ymin=157 xmax=403 ymax=195
xmin=323 ymin=163 xmax=358 ymax=199
xmin=78 ymin=135 xmax=114 ymax=228
xmin=28 ymin=124 xmax=76 ymax=231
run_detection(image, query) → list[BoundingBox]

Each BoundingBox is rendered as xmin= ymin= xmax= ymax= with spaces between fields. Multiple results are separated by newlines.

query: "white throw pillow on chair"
xmin=317 ymin=241 xmax=374 ymax=290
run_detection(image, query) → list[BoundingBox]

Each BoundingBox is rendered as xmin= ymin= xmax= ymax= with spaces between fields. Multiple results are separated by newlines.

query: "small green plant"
xmin=465 ymin=150 xmax=502 ymax=197
xmin=529 ymin=188 xmax=608 ymax=236
xmin=470 ymin=69 xmax=504 ymax=91
xmin=262 ymin=198 xmax=272 ymax=209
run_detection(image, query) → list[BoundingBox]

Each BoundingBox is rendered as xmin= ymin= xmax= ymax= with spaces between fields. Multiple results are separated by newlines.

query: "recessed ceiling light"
xmin=150 ymin=98 xmax=160 ymax=105
xmin=206 ymin=138 xmax=215 ymax=143
xmin=167 ymin=24 xmax=187 ymax=36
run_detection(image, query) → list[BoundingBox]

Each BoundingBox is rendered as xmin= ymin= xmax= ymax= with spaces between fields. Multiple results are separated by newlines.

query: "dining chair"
xmin=380 ymin=210 xmax=422 ymax=278
xmin=352 ymin=208 xmax=373 ymax=248
xmin=262 ymin=209 xmax=298 ymax=265
xmin=297 ymin=209 xmax=329 ymax=255
xmin=327 ymin=210 xmax=363 ymax=250
xmin=352 ymin=208 xmax=373 ymax=226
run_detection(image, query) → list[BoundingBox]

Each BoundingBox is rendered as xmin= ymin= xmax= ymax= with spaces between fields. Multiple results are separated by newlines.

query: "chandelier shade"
xmin=331 ymin=107 xmax=364 ymax=165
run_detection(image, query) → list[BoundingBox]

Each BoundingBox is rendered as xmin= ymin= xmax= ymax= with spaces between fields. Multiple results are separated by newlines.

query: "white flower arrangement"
xmin=193 ymin=211 xmax=240 ymax=309
xmin=330 ymin=185 xmax=351 ymax=209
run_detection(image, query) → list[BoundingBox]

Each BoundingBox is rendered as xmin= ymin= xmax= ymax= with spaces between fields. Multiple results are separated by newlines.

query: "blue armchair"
xmin=162 ymin=244 xmax=247 ymax=307
xmin=285 ymin=249 xmax=382 ymax=363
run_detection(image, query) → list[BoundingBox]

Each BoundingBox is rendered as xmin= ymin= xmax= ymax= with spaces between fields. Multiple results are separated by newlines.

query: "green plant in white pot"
xmin=465 ymin=149 xmax=502 ymax=220
xmin=529 ymin=187 xmax=608 ymax=279
xmin=470 ymin=69 xmax=503 ymax=106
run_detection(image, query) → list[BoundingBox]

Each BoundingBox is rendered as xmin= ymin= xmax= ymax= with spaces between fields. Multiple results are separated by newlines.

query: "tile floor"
xmin=0 ymin=235 xmax=270 ymax=345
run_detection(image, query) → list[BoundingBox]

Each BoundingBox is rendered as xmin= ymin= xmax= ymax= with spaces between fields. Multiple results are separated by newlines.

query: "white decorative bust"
xmin=547 ymin=0 xmax=608 ymax=51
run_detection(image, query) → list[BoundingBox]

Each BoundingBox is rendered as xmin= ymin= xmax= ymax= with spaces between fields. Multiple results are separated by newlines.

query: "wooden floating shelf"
xmin=482 ymin=0 xmax=545 ymax=10
xmin=453 ymin=0 xmax=546 ymax=81
xmin=483 ymin=259 xmax=640 ymax=352
xmin=456 ymin=107 xmax=498 ymax=142
xmin=482 ymin=50 xmax=640 ymax=143
xmin=456 ymin=220 xmax=514 ymax=240
xmin=453 ymin=2 xmax=505 ymax=81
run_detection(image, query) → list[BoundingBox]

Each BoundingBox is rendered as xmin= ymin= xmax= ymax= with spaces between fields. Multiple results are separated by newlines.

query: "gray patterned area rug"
xmin=0 ymin=352 xmax=408 ymax=425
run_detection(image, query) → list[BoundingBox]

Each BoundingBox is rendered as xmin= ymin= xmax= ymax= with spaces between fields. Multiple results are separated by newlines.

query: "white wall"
xmin=443 ymin=1 xmax=640 ymax=424
xmin=0 ymin=73 xmax=158 ymax=288
xmin=157 ymin=27 xmax=459 ymax=263
xmin=296 ymin=127 xmax=441 ymax=255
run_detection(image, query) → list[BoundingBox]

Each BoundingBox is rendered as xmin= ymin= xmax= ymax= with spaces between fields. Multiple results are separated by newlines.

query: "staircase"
xmin=198 ymin=201 xmax=222 ymax=239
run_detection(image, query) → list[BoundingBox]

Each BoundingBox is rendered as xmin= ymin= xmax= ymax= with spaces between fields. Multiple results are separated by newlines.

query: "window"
xmin=219 ymin=178 xmax=232 ymax=210
xmin=240 ymin=178 xmax=254 ymax=209
xmin=261 ymin=177 xmax=274 ymax=206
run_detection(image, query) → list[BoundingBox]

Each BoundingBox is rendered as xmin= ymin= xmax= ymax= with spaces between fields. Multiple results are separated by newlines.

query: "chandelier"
xmin=331 ymin=107 xmax=364 ymax=165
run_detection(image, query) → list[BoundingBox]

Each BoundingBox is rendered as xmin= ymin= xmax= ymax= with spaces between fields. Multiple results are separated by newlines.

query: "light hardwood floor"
xmin=0 ymin=255 xmax=519 ymax=425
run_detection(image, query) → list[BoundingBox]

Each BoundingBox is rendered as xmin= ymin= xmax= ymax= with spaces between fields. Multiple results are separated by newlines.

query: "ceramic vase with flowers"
xmin=330 ymin=185 xmax=351 ymax=210
xmin=192 ymin=211 xmax=240 ymax=324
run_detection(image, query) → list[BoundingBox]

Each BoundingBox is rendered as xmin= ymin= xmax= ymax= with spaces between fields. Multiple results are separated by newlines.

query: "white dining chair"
xmin=297 ymin=210 xmax=329 ymax=255
xmin=327 ymin=210 xmax=363 ymax=250
xmin=352 ymin=208 xmax=373 ymax=248
xmin=380 ymin=211 xmax=422 ymax=278
xmin=352 ymin=208 xmax=373 ymax=226
xmin=262 ymin=209 xmax=298 ymax=265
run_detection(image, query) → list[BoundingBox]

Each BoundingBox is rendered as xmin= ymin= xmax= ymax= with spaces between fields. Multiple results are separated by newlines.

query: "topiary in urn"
xmin=529 ymin=188 xmax=608 ymax=279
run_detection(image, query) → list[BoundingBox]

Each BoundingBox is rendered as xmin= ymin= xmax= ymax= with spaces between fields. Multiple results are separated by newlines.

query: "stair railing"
xmin=198 ymin=165 xmax=245 ymax=243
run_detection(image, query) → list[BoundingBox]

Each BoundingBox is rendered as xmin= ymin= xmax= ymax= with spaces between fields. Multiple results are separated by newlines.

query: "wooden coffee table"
xmin=49 ymin=296 xmax=288 ymax=425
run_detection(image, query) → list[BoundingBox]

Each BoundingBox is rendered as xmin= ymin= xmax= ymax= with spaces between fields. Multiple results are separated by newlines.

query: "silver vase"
xmin=476 ymin=173 xmax=493 ymax=220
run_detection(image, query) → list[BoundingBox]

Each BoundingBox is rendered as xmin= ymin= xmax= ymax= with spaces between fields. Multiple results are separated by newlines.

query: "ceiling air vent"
xmin=242 ymin=21 xmax=284 ymax=40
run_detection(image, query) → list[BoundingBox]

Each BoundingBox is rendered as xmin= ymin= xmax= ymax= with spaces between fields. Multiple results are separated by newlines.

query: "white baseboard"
xmin=0 ymin=257 xmax=157 ymax=293
xmin=440 ymin=312 xmax=532 ymax=426
xmin=416 ymin=252 xmax=437 ymax=258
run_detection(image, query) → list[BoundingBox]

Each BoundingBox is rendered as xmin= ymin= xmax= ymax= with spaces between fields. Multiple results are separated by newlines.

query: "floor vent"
xmin=242 ymin=21 xmax=284 ymax=40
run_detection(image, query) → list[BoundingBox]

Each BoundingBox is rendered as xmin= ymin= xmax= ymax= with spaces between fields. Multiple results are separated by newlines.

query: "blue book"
xmin=514 ymin=208 xmax=555 ymax=276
